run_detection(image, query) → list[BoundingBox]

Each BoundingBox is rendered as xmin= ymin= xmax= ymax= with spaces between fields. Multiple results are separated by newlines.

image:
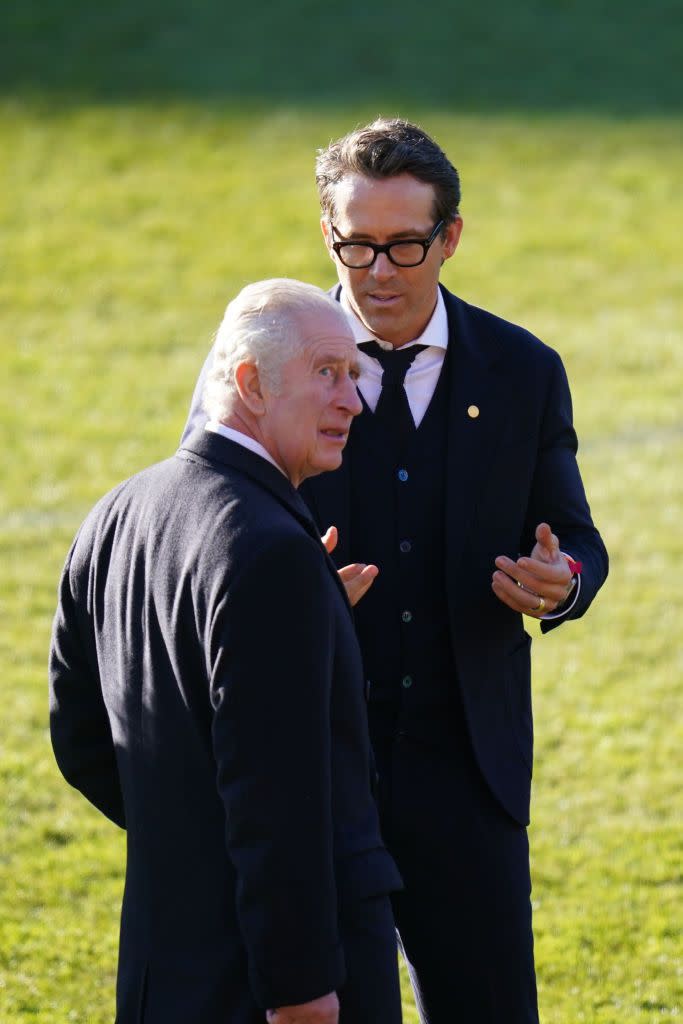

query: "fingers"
xmin=534 ymin=522 xmax=560 ymax=562
xmin=493 ymin=521 xmax=575 ymax=615
xmin=495 ymin=554 xmax=571 ymax=603
xmin=491 ymin=569 xmax=556 ymax=617
xmin=493 ymin=520 xmax=571 ymax=612
xmin=493 ymin=548 xmax=569 ymax=614
xmin=322 ymin=526 xmax=378 ymax=606
xmin=321 ymin=525 xmax=338 ymax=554
xmin=338 ymin=563 xmax=379 ymax=606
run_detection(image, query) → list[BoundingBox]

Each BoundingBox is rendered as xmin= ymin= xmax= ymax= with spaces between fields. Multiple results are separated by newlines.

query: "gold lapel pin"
xmin=467 ymin=405 xmax=480 ymax=419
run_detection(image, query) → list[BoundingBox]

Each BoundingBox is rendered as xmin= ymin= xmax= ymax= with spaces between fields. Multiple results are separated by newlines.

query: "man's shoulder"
xmin=62 ymin=457 xmax=178 ymax=582
xmin=75 ymin=457 xmax=174 ymax=534
xmin=67 ymin=447 xmax=277 ymax=551
xmin=215 ymin=499 xmax=334 ymax=621
xmin=216 ymin=477 xmax=316 ymax=554
xmin=441 ymin=286 xmax=563 ymax=369
xmin=67 ymin=453 xmax=322 ymax=593
xmin=171 ymin=441 xmax=323 ymax=573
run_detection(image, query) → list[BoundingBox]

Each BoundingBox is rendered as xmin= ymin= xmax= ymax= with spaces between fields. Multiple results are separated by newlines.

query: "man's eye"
xmin=320 ymin=366 xmax=334 ymax=377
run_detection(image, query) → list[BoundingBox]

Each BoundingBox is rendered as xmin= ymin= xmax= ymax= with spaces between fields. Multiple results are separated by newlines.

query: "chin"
xmin=360 ymin=307 xmax=401 ymax=339
xmin=314 ymin=453 xmax=343 ymax=475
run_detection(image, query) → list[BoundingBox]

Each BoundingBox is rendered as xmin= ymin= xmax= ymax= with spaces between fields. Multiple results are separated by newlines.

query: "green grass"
xmin=2 ymin=3 xmax=682 ymax=1021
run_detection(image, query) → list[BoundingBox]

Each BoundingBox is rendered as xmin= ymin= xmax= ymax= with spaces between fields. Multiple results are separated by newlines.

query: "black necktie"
xmin=358 ymin=341 xmax=428 ymax=448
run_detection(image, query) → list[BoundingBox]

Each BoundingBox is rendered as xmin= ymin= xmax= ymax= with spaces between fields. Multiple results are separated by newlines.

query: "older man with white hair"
xmin=49 ymin=279 xmax=403 ymax=1024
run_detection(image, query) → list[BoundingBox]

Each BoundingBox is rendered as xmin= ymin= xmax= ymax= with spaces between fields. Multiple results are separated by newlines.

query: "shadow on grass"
xmin=1 ymin=0 xmax=682 ymax=116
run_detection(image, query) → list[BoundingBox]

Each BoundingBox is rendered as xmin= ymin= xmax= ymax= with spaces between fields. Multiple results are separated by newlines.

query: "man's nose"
xmin=370 ymin=252 xmax=396 ymax=281
xmin=339 ymin=374 xmax=363 ymax=416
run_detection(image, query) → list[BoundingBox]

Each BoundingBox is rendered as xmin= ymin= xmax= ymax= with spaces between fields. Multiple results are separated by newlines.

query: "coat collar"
xmin=178 ymin=429 xmax=318 ymax=539
xmin=439 ymin=286 xmax=512 ymax=606
xmin=178 ymin=429 xmax=354 ymax=614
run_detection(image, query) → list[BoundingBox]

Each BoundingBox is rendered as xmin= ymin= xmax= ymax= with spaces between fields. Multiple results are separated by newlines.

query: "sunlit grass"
xmin=1 ymin=95 xmax=681 ymax=1023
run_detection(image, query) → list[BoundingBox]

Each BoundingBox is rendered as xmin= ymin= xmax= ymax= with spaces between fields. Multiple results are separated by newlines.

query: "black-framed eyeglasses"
xmin=329 ymin=220 xmax=445 ymax=269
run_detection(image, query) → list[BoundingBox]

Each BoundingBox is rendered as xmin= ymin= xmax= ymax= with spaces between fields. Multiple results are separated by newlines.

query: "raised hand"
xmin=321 ymin=526 xmax=379 ymax=607
xmin=492 ymin=522 xmax=574 ymax=617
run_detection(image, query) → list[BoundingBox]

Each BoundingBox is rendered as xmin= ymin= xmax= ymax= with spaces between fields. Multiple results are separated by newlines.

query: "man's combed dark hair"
xmin=316 ymin=118 xmax=461 ymax=227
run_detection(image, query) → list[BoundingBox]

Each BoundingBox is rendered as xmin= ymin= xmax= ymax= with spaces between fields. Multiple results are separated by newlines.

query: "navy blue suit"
xmin=183 ymin=286 xmax=609 ymax=1022
xmin=50 ymin=432 xmax=402 ymax=1023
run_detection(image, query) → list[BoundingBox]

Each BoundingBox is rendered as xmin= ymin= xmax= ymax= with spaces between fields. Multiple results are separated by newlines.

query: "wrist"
xmin=554 ymin=551 xmax=580 ymax=609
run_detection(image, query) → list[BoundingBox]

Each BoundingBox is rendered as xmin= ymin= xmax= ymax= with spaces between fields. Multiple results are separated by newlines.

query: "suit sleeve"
xmin=49 ymin=538 xmax=125 ymax=828
xmin=522 ymin=351 xmax=609 ymax=633
xmin=208 ymin=531 xmax=345 ymax=1009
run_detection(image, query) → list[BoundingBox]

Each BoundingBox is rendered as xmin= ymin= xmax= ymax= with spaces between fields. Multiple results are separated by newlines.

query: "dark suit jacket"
xmin=183 ymin=285 xmax=609 ymax=827
xmin=49 ymin=431 xmax=400 ymax=1021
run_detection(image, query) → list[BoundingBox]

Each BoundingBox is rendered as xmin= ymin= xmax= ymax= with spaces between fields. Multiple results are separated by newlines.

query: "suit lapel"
xmin=441 ymin=287 xmax=513 ymax=606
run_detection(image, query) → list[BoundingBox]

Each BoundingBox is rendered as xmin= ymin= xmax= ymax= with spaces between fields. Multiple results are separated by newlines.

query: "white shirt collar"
xmin=339 ymin=287 xmax=449 ymax=351
xmin=205 ymin=421 xmax=287 ymax=477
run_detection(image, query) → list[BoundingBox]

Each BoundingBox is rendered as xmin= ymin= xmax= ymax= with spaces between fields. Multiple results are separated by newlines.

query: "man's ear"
xmin=442 ymin=217 xmax=464 ymax=261
xmin=320 ymin=217 xmax=335 ymax=260
xmin=234 ymin=361 xmax=266 ymax=415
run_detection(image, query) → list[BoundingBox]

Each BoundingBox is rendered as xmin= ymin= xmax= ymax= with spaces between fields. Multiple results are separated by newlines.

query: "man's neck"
xmin=221 ymin=411 xmax=259 ymax=444
xmin=208 ymin=417 xmax=287 ymax=478
xmin=339 ymin=288 xmax=440 ymax=348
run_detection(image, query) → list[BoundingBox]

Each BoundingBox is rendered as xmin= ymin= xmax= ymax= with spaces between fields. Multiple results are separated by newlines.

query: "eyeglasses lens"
xmin=338 ymin=241 xmax=426 ymax=268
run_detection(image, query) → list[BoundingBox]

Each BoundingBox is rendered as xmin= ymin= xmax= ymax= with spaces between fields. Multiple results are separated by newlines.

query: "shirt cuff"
xmin=540 ymin=553 xmax=581 ymax=620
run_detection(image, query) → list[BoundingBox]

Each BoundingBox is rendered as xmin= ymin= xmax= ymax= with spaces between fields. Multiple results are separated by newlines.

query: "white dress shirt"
xmin=339 ymin=288 xmax=580 ymax=620
xmin=205 ymin=421 xmax=286 ymax=477
xmin=340 ymin=289 xmax=448 ymax=428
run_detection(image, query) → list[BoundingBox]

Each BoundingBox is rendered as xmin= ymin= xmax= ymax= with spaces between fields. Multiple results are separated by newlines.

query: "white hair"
xmin=202 ymin=278 xmax=349 ymax=422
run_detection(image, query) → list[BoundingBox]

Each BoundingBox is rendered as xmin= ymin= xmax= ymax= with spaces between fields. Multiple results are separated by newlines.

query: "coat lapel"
xmin=441 ymin=287 xmax=514 ymax=607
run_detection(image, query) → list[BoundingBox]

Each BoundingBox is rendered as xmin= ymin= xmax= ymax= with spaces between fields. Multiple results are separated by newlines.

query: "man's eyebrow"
xmin=338 ymin=227 xmax=431 ymax=241
xmin=312 ymin=351 xmax=363 ymax=375
xmin=313 ymin=350 xmax=351 ymax=365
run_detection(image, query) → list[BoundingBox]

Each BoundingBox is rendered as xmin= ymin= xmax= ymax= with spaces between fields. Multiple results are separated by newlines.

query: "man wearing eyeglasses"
xmin=183 ymin=119 xmax=608 ymax=1024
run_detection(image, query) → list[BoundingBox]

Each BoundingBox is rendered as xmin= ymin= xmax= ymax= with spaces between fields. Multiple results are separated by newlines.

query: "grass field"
xmin=1 ymin=3 xmax=682 ymax=1021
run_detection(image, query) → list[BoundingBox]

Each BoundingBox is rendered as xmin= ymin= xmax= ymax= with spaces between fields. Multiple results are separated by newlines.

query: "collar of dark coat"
xmin=177 ymin=429 xmax=316 ymax=534
xmin=177 ymin=430 xmax=353 ymax=613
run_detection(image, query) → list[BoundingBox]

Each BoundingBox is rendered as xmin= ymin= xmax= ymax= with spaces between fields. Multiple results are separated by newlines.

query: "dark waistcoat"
xmin=345 ymin=351 xmax=456 ymax=730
